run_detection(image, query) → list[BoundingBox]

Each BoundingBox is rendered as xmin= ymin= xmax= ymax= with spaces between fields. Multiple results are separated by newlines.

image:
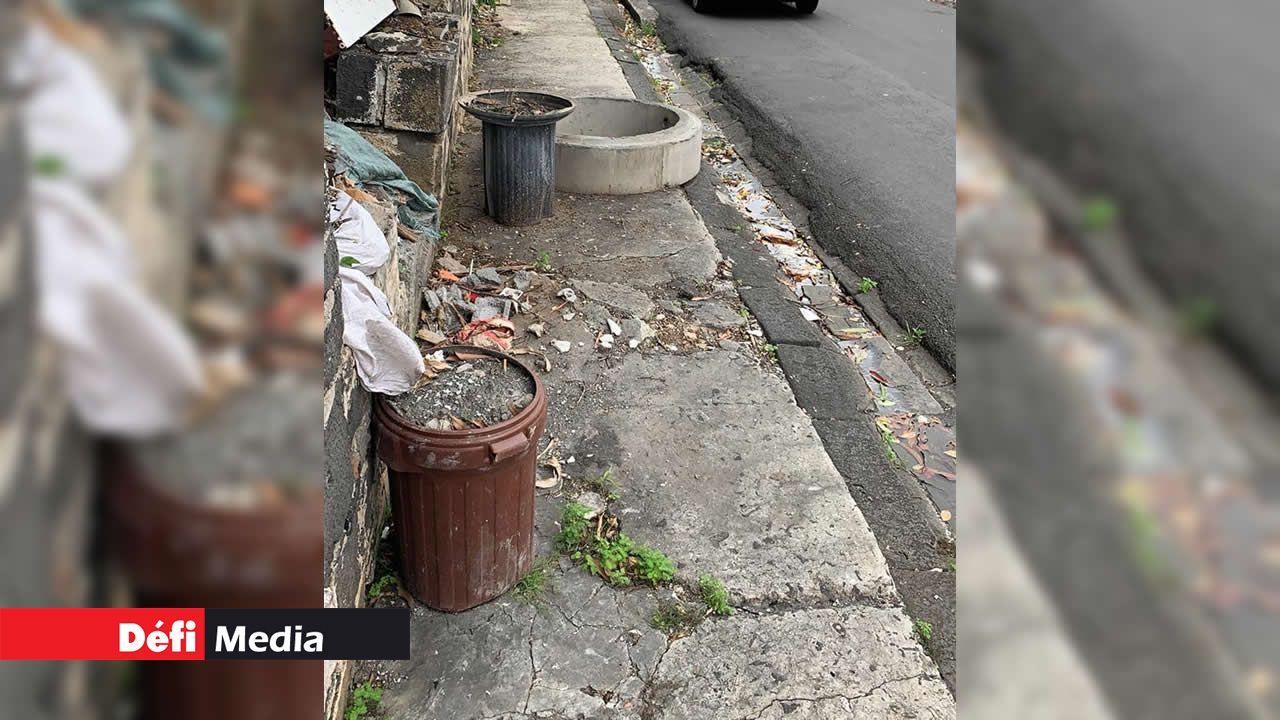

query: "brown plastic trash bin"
xmin=103 ymin=446 xmax=323 ymax=720
xmin=374 ymin=346 xmax=547 ymax=612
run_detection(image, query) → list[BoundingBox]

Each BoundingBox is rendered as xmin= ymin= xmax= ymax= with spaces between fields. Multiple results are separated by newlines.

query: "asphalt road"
xmin=647 ymin=0 xmax=956 ymax=368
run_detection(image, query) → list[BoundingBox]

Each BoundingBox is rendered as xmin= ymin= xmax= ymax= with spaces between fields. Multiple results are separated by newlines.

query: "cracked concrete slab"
xmin=650 ymin=607 xmax=953 ymax=720
xmin=377 ymin=564 xmax=669 ymax=720
xmin=462 ymin=190 xmax=720 ymax=291
xmin=563 ymin=351 xmax=897 ymax=607
xmin=571 ymin=279 xmax=654 ymax=320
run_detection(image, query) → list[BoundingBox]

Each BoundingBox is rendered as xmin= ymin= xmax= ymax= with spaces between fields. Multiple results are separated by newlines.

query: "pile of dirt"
xmin=389 ymin=355 xmax=534 ymax=429
xmin=468 ymin=92 xmax=563 ymax=117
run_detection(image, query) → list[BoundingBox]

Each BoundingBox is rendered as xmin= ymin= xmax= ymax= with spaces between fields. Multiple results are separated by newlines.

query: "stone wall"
xmin=323 ymin=5 xmax=471 ymax=718
xmin=332 ymin=0 xmax=474 ymax=197
xmin=321 ymin=188 xmax=433 ymax=720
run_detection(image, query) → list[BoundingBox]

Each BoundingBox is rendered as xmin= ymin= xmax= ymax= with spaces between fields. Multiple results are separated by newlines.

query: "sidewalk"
xmin=363 ymin=0 xmax=953 ymax=717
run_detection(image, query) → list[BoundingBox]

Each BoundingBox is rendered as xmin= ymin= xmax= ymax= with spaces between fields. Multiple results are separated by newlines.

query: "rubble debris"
xmin=474 ymin=267 xmax=504 ymax=286
xmin=456 ymin=317 xmax=515 ymax=350
xmin=437 ymin=255 xmax=468 ymax=275
xmin=473 ymin=296 xmax=514 ymax=321
xmin=557 ymin=287 xmax=579 ymax=303
xmin=528 ymin=323 xmax=546 ymax=338
xmin=552 ymin=340 xmax=572 ymax=353
xmin=388 ymin=355 xmax=534 ymax=428
xmin=416 ymin=328 xmax=447 ymax=345
xmin=599 ymin=334 xmax=615 ymax=350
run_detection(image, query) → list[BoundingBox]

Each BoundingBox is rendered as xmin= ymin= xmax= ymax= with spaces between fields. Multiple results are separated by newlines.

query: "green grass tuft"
xmin=345 ymin=681 xmax=383 ymax=720
xmin=698 ymin=575 xmax=734 ymax=616
xmin=913 ymin=619 xmax=933 ymax=644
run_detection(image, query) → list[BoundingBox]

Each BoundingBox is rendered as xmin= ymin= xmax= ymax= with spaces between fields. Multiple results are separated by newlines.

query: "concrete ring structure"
xmin=555 ymin=97 xmax=702 ymax=194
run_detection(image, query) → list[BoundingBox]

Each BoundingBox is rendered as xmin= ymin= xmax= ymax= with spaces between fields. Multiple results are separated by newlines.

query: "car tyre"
xmin=794 ymin=0 xmax=818 ymax=13
xmin=690 ymin=0 xmax=715 ymax=13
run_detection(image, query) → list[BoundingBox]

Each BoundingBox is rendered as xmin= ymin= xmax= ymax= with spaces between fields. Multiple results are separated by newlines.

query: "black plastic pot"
xmin=461 ymin=90 xmax=574 ymax=226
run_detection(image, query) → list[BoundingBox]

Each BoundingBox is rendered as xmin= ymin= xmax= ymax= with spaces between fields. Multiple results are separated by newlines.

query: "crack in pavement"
xmin=743 ymin=673 xmax=930 ymax=720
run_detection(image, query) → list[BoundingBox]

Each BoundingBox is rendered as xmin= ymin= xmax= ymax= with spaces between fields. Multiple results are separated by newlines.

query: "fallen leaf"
xmin=449 ymin=415 xmax=468 ymax=431
xmin=834 ymin=327 xmax=871 ymax=340
xmin=868 ymin=370 xmax=893 ymax=387
xmin=417 ymin=328 xmax=447 ymax=345
xmin=535 ymin=477 xmax=560 ymax=489
xmin=758 ymin=227 xmax=799 ymax=245
xmin=436 ymin=269 xmax=461 ymax=283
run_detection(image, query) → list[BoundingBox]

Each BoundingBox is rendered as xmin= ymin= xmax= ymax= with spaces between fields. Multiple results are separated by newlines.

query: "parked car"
xmin=691 ymin=0 xmax=818 ymax=14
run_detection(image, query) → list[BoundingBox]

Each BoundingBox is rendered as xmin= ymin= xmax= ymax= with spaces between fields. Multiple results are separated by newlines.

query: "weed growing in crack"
xmin=697 ymin=575 xmax=734 ymax=616
xmin=762 ymin=343 xmax=778 ymax=360
xmin=737 ymin=304 xmax=751 ymax=320
xmin=632 ymin=545 xmax=677 ymax=585
xmin=345 ymin=681 xmax=383 ymax=720
xmin=556 ymin=503 xmax=593 ymax=552
xmin=534 ymin=250 xmax=553 ymax=272
xmin=366 ymin=574 xmax=398 ymax=603
xmin=876 ymin=419 xmax=903 ymax=467
xmin=639 ymin=20 xmax=658 ymax=37
xmin=904 ymin=326 xmax=926 ymax=345
xmin=513 ymin=557 xmax=554 ymax=605
xmin=857 ymin=276 xmax=878 ymax=294
xmin=913 ymin=619 xmax=934 ymax=645
xmin=557 ymin=503 xmax=675 ymax=587
xmin=587 ymin=467 xmax=622 ymax=501
xmin=651 ymin=600 xmax=702 ymax=638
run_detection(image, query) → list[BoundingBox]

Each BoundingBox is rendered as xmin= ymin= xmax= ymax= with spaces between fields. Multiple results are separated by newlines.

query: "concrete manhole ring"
xmin=555 ymin=96 xmax=703 ymax=195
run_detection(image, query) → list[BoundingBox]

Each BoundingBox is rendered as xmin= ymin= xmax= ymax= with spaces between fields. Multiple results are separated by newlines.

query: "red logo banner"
xmin=0 ymin=608 xmax=206 ymax=660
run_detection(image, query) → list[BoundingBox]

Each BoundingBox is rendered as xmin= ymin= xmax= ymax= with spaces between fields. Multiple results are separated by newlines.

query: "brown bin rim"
xmin=374 ymin=344 xmax=546 ymax=446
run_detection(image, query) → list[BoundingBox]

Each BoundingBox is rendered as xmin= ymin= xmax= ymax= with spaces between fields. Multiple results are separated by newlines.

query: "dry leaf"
xmin=535 ymin=477 xmax=560 ymax=489
xmin=436 ymin=269 xmax=461 ymax=283
xmin=449 ymin=415 xmax=468 ymax=431
xmin=868 ymin=370 xmax=893 ymax=387
xmin=417 ymin=328 xmax=447 ymax=345
xmin=834 ymin=327 xmax=870 ymax=340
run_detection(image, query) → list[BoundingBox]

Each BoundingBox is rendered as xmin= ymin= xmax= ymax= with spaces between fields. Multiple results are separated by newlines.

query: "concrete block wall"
xmin=332 ymin=1 xmax=473 ymax=197
xmin=322 ymin=189 xmax=432 ymax=720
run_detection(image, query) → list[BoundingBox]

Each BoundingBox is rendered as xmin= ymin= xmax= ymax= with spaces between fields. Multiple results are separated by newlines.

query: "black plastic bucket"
xmin=461 ymin=90 xmax=575 ymax=226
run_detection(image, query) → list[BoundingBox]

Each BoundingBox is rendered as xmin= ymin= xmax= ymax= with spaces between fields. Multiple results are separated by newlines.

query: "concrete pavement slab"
xmin=650 ymin=607 xmax=954 ymax=720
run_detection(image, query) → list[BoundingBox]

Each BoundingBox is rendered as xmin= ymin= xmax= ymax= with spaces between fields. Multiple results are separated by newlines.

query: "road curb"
xmin=617 ymin=0 xmax=659 ymax=26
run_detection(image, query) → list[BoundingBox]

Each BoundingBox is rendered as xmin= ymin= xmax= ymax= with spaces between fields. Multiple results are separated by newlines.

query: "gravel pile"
xmin=389 ymin=356 xmax=534 ymax=430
